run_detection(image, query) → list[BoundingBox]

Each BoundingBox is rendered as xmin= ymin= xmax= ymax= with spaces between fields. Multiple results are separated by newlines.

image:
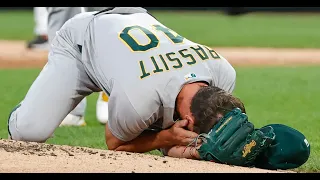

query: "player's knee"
xmin=8 ymin=104 xmax=22 ymax=140
xmin=15 ymin=124 xmax=49 ymax=143
xmin=8 ymin=104 xmax=49 ymax=143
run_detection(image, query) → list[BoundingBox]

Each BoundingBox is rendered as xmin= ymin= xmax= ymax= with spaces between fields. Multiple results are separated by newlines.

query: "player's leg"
xmin=46 ymin=7 xmax=88 ymax=127
xmin=59 ymin=97 xmax=87 ymax=127
xmin=7 ymin=34 xmax=100 ymax=142
xmin=27 ymin=7 xmax=49 ymax=50
xmin=46 ymin=7 xmax=82 ymax=43
xmin=84 ymin=7 xmax=110 ymax=12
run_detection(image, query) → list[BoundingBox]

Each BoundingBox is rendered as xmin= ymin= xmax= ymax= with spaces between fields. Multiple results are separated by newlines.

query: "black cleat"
xmin=26 ymin=35 xmax=49 ymax=50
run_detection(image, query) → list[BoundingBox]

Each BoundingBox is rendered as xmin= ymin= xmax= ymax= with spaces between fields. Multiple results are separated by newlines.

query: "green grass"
xmin=0 ymin=10 xmax=319 ymax=172
xmin=1 ymin=10 xmax=320 ymax=48
xmin=0 ymin=67 xmax=319 ymax=172
xmin=0 ymin=11 xmax=34 ymax=41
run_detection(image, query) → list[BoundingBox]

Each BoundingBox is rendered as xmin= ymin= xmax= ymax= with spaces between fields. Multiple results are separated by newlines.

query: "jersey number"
xmin=119 ymin=25 xmax=184 ymax=52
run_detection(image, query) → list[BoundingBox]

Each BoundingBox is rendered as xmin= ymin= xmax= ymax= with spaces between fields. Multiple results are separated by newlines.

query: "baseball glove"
xmin=196 ymin=108 xmax=276 ymax=167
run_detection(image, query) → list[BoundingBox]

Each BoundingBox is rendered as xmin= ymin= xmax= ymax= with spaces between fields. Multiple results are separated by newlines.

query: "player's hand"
xmin=160 ymin=120 xmax=201 ymax=147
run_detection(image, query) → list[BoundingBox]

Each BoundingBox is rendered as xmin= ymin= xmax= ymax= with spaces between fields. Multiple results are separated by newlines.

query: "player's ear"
xmin=185 ymin=115 xmax=199 ymax=133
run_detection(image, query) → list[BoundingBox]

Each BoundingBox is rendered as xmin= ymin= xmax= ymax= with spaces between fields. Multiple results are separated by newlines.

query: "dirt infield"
xmin=0 ymin=139 xmax=294 ymax=173
xmin=1 ymin=40 xmax=320 ymax=69
xmin=1 ymin=40 xmax=318 ymax=173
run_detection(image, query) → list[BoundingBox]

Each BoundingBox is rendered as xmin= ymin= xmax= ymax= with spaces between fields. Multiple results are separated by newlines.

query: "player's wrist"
xmin=157 ymin=130 xmax=174 ymax=148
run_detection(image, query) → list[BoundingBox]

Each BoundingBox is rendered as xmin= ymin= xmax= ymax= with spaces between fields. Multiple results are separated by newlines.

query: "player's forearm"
xmin=114 ymin=130 xmax=172 ymax=153
xmin=165 ymin=146 xmax=201 ymax=160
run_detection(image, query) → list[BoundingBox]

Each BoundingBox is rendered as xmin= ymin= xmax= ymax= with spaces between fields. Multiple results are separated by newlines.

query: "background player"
xmin=46 ymin=7 xmax=110 ymax=126
xmin=26 ymin=7 xmax=49 ymax=50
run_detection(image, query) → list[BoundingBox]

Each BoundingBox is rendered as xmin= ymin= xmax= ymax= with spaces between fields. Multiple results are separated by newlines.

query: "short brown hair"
xmin=190 ymin=86 xmax=246 ymax=133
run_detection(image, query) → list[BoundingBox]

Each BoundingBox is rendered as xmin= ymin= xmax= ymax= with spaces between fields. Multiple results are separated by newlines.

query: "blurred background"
xmin=2 ymin=7 xmax=320 ymax=11
xmin=0 ymin=7 xmax=319 ymax=173
xmin=1 ymin=7 xmax=320 ymax=48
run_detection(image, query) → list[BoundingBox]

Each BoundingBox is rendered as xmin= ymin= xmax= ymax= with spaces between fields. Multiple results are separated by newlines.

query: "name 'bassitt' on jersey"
xmin=81 ymin=11 xmax=236 ymax=142
xmin=118 ymin=25 xmax=222 ymax=80
xmin=85 ymin=12 xmax=224 ymax=84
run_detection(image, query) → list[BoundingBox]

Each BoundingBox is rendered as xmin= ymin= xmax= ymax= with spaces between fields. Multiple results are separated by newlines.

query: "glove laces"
xmin=188 ymin=133 xmax=210 ymax=147
xmin=182 ymin=133 xmax=210 ymax=155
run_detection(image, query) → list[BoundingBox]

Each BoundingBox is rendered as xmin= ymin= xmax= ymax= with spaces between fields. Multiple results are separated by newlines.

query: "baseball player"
xmin=7 ymin=7 xmax=246 ymax=158
xmin=46 ymin=7 xmax=110 ymax=126
xmin=27 ymin=7 xmax=49 ymax=50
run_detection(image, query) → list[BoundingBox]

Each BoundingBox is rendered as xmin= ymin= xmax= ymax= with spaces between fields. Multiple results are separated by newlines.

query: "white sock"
xmin=34 ymin=7 xmax=48 ymax=36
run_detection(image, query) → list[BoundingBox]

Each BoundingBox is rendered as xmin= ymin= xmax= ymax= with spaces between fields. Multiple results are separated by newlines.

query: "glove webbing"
xmin=183 ymin=133 xmax=210 ymax=154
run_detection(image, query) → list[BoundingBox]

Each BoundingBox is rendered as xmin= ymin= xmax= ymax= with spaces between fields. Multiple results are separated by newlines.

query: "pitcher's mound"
xmin=0 ymin=139 xmax=293 ymax=173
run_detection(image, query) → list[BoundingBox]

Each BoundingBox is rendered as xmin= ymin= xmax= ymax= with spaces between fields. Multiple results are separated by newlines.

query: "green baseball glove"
xmin=197 ymin=108 xmax=276 ymax=167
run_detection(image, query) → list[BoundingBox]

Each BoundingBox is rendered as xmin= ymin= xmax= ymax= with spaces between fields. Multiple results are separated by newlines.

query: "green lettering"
xmin=159 ymin=55 xmax=169 ymax=70
xmin=139 ymin=60 xmax=151 ymax=79
xmin=190 ymin=45 xmax=209 ymax=60
xmin=166 ymin=52 xmax=183 ymax=69
xmin=119 ymin=25 xmax=159 ymax=52
xmin=178 ymin=49 xmax=196 ymax=65
xmin=153 ymin=25 xmax=184 ymax=44
xmin=151 ymin=56 xmax=164 ymax=73
xmin=204 ymin=46 xmax=221 ymax=59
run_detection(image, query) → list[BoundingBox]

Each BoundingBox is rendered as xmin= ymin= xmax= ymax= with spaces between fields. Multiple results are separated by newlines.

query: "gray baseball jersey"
xmin=46 ymin=7 xmax=109 ymax=117
xmin=8 ymin=7 xmax=236 ymax=143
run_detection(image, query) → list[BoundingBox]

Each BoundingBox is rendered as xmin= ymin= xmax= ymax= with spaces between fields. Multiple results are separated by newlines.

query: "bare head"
xmin=176 ymin=83 xmax=246 ymax=134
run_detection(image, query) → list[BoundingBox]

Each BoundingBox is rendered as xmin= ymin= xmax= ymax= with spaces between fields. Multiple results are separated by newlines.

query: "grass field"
xmin=0 ymin=10 xmax=320 ymax=172
xmin=1 ymin=10 xmax=320 ymax=48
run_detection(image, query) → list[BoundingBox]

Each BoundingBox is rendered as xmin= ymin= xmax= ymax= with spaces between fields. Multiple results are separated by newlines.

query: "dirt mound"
xmin=1 ymin=40 xmax=320 ymax=69
xmin=0 ymin=40 xmax=48 ymax=69
xmin=214 ymin=47 xmax=320 ymax=66
xmin=0 ymin=139 xmax=293 ymax=173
